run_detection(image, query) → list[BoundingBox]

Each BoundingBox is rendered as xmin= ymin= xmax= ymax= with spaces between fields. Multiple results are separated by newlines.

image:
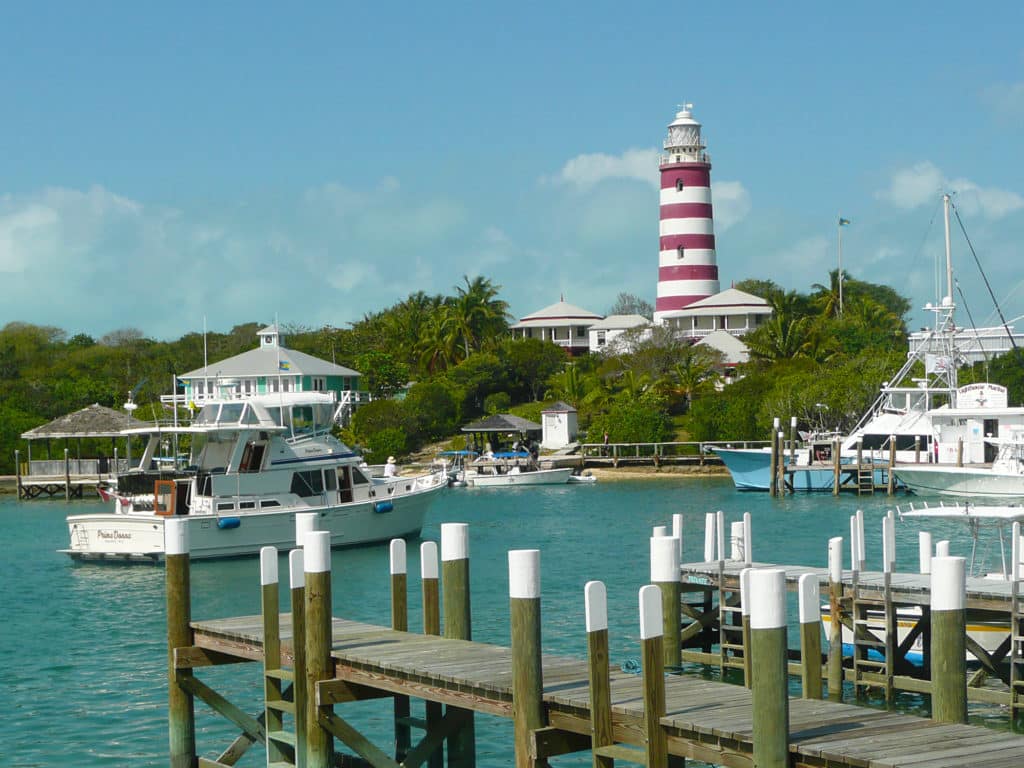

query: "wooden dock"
xmin=162 ymin=516 xmax=1024 ymax=767
xmin=187 ymin=613 xmax=1024 ymax=767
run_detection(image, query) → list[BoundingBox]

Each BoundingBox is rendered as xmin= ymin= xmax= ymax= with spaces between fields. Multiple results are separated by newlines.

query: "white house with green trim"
xmin=171 ymin=325 xmax=365 ymax=418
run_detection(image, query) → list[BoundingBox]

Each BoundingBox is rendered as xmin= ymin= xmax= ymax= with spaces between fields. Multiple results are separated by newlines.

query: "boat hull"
xmin=895 ymin=465 xmax=1024 ymax=499
xmin=468 ymin=467 xmax=573 ymax=487
xmin=64 ymin=477 xmax=445 ymax=561
xmin=713 ymin=448 xmax=893 ymax=492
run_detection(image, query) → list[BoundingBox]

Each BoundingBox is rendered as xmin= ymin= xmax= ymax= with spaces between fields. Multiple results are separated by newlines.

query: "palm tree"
xmin=416 ymin=311 xmax=458 ymax=374
xmin=811 ymin=269 xmax=851 ymax=318
xmin=447 ymin=276 xmax=511 ymax=359
xmin=746 ymin=311 xmax=813 ymax=362
xmin=544 ymin=362 xmax=587 ymax=407
xmin=670 ymin=346 xmax=722 ymax=412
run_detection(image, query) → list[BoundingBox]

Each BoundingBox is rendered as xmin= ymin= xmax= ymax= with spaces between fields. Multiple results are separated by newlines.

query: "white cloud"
xmin=981 ymin=81 xmax=1024 ymax=123
xmin=712 ymin=181 xmax=751 ymax=232
xmin=548 ymin=147 xmax=660 ymax=189
xmin=876 ymin=162 xmax=1024 ymax=220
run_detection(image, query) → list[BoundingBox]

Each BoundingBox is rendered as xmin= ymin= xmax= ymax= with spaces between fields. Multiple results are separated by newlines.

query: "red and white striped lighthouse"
xmin=653 ymin=104 xmax=720 ymax=324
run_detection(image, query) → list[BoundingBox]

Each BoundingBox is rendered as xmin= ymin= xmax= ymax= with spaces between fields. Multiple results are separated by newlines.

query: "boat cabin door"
xmin=984 ymin=419 xmax=999 ymax=463
xmin=337 ymin=466 xmax=353 ymax=503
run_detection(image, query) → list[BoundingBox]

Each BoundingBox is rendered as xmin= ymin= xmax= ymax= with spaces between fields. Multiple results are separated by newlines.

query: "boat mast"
xmin=943 ymin=193 xmax=953 ymax=314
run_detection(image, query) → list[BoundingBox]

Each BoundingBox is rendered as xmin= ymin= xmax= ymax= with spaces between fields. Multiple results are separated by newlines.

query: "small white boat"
xmin=463 ymin=453 xmax=573 ymax=487
xmin=896 ymin=431 xmax=1024 ymax=500
xmin=62 ymin=392 xmax=447 ymax=561
xmin=567 ymin=471 xmax=597 ymax=484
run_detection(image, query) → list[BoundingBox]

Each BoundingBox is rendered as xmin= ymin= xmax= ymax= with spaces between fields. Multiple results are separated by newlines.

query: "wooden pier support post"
xmin=832 ymin=437 xmax=841 ymax=496
xmin=15 ymin=449 xmax=22 ymax=498
xmin=715 ymin=510 xmax=725 ymax=563
xmin=887 ymin=435 xmax=897 ymax=495
xmin=261 ymin=547 xmax=287 ymax=766
xmin=789 ymin=416 xmax=797 ymax=466
xmin=703 ymin=513 xmax=715 ymax=562
xmin=165 ymin=517 xmax=196 ymax=768
xmin=750 ymin=569 xmax=789 ymax=768
xmin=639 ymin=585 xmax=668 ymax=767
xmin=64 ymin=447 xmax=70 ymax=501
xmin=442 ymin=523 xmax=475 ymax=767
xmin=584 ymin=582 xmax=613 ymax=768
xmin=290 ymin=548 xmax=307 ymax=768
xmin=305 ymin=530 xmax=334 ymax=768
xmin=769 ymin=418 xmax=779 ymax=497
xmin=672 ymin=513 xmax=684 ymax=562
xmin=799 ymin=573 xmax=823 ymax=699
xmin=652 ymin=535 xmax=681 ymax=668
xmin=776 ymin=431 xmax=786 ymax=494
xmin=855 ymin=510 xmax=866 ymax=571
xmin=391 ymin=539 xmax=411 ymax=761
xmin=421 ymin=541 xmax=443 ymax=768
xmin=827 ymin=536 xmax=844 ymax=702
xmin=509 ymin=550 xmax=545 ymax=768
xmin=931 ymin=556 xmax=967 ymax=724
xmin=743 ymin=511 xmax=752 ymax=566
xmin=740 ymin=567 xmax=752 ymax=688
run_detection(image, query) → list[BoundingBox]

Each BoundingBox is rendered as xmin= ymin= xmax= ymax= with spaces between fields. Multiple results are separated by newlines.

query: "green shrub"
xmin=483 ymin=392 xmax=511 ymax=414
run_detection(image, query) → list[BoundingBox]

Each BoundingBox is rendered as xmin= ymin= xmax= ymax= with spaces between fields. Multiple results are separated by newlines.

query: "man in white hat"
xmin=383 ymin=456 xmax=397 ymax=478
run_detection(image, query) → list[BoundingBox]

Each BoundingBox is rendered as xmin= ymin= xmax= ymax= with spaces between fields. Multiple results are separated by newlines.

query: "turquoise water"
xmin=0 ymin=479 xmax=1011 ymax=766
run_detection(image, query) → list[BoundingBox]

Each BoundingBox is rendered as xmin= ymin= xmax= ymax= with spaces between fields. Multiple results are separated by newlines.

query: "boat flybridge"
xmin=63 ymin=392 xmax=447 ymax=561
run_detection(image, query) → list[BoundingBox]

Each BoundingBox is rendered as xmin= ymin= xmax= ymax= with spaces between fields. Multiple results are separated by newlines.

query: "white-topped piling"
xmin=919 ymin=531 xmax=932 ymax=575
xmin=740 ymin=567 xmax=753 ymax=687
xmin=750 ymin=569 xmax=789 ymax=768
xmin=584 ymin=581 xmax=613 ymax=766
xmin=743 ymin=511 xmax=752 ymax=565
xmin=704 ymin=512 xmax=715 ymax=562
xmin=672 ymin=513 xmax=683 ymax=561
xmin=509 ymin=550 xmax=543 ymax=767
xmin=440 ymin=523 xmax=474 ymax=762
xmin=390 ymin=539 xmax=410 ymax=760
xmin=638 ymin=585 xmax=668 ymax=765
xmin=716 ymin=510 xmax=725 ymax=562
xmin=936 ymin=540 xmax=950 ymax=557
xmin=304 ymin=530 xmax=333 ymax=768
xmin=882 ymin=515 xmax=895 ymax=573
xmin=289 ymin=547 xmax=307 ymax=767
xmin=827 ymin=536 xmax=843 ymax=701
xmin=798 ymin=573 xmax=822 ymax=699
xmin=930 ymin=556 xmax=967 ymax=723
xmin=730 ymin=521 xmax=744 ymax=561
xmin=651 ymin=535 xmax=681 ymax=666
xmin=295 ymin=511 xmax=317 ymax=548
xmin=165 ymin=517 xmax=195 ymax=768
xmin=653 ymin=525 xmax=667 ymax=539
xmin=260 ymin=547 xmax=285 ymax=765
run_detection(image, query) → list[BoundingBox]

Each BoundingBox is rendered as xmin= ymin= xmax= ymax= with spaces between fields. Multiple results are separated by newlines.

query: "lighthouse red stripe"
xmin=658 ymin=265 xmax=719 ymax=282
xmin=660 ymin=167 xmax=711 ymax=189
xmin=660 ymin=203 xmax=713 ymax=219
xmin=660 ymin=234 xmax=716 ymax=251
xmin=656 ymin=295 xmax=709 ymax=311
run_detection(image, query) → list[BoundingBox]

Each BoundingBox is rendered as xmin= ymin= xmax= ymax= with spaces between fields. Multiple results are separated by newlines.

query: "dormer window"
xmin=675 ymin=179 xmax=685 ymax=192
xmin=677 ymin=246 xmax=685 ymax=260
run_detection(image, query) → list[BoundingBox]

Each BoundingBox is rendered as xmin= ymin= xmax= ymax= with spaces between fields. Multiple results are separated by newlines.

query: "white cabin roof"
xmin=588 ymin=314 xmax=650 ymax=331
xmin=512 ymin=300 xmax=603 ymax=329
xmin=181 ymin=346 xmax=360 ymax=379
xmin=660 ymin=288 xmax=772 ymax=319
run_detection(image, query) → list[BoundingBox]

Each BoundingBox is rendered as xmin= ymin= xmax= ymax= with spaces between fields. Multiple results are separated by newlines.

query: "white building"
xmin=541 ymin=401 xmax=578 ymax=449
xmin=658 ymin=288 xmax=771 ymax=340
xmin=587 ymin=314 xmax=651 ymax=353
xmin=511 ymin=299 xmax=603 ymax=357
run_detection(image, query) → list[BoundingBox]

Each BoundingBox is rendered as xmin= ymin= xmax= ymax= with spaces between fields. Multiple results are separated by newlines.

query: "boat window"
xmin=337 ymin=467 xmax=353 ymax=503
xmin=290 ymin=469 xmax=324 ymax=498
xmin=324 ymin=468 xmax=338 ymax=491
xmin=239 ymin=501 xmax=256 ymax=510
xmin=193 ymin=404 xmax=220 ymax=425
xmin=220 ymin=403 xmax=244 ymax=423
xmin=266 ymin=406 xmax=285 ymax=427
xmin=292 ymin=405 xmax=314 ymax=437
xmin=261 ymin=499 xmax=281 ymax=508
xmin=240 ymin=405 xmax=259 ymax=425
xmin=238 ymin=442 xmax=266 ymax=473
xmin=351 ymin=466 xmax=370 ymax=485
xmin=217 ymin=502 xmax=235 ymax=511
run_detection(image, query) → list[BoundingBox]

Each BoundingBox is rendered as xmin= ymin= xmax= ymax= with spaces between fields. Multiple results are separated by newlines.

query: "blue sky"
xmin=2 ymin=2 xmax=1022 ymax=339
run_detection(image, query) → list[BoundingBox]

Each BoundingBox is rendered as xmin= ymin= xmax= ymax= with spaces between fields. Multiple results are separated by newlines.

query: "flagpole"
xmin=837 ymin=217 xmax=843 ymax=318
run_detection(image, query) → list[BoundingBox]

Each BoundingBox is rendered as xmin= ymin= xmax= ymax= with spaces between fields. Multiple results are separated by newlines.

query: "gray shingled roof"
xmin=461 ymin=414 xmax=542 ymax=433
xmin=180 ymin=346 xmax=360 ymax=379
xmin=21 ymin=403 xmax=151 ymax=439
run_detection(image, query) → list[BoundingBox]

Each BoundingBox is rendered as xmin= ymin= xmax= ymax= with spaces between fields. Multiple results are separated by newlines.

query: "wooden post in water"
xmin=639 ymin=585 xmax=668 ymax=766
xmin=832 ymin=436 xmax=841 ymax=496
xmin=743 ymin=512 xmax=752 ymax=566
xmin=442 ymin=523 xmax=475 ymax=767
xmin=887 ymin=435 xmax=897 ymax=495
xmin=827 ymin=536 xmax=844 ymax=701
xmin=750 ymin=569 xmax=789 ymax=768
xmin=856 ymin=510 xmax=866 ymax=571
xmin=769 ymin=418 xmax=779 ymax=497
xmin=672 ymin=512 xmax=684 ymax=563
xmin=509 ymin=550 xmax=544 ymax=768
xmin=799 ymin=573 xmax=823 ymax=699
xmin=703 ymin=513 xmax=715 ymax=562
xmin=789 ymin=416 xmax=797 ymax=466
xmin=931 ymin=556 xmax=967 ymax=724
xmin=15 ymin=449 xmax=21 ymax=498
xmin=740 ymin=567 xmax=752 ymax=688
xmin=584 ymin=581 xmax=613 ymax=768
xmin=420 ymin=541 xmax=442 ymax=768
xmin=390 ymin=539 xmax=411 ymax=761
xmin=260 ymin=547 xmax=286 ymax=765
xmin=652 ymin=535 xmax=681 ymax=668
xmin=715 ymin=510 xmax=725 ymax=563
xmin=290 ymin=548 xmax=307 ymax=768
xmin=305 ymin=530 xmax=333 ymax=768
xmin=776 ymin=431 xmax=786 ymax=494
xmin=165 ymin=517 xmax=196 ymax=768
xmin=64 ymin=447 xmax=70 ymax=501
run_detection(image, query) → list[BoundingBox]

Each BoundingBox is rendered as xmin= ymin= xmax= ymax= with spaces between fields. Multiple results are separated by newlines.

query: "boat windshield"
xmin=189 ymin=431 xmax=238 ymax=471
xmin=192 ymin=402 xmax=257 ymax=426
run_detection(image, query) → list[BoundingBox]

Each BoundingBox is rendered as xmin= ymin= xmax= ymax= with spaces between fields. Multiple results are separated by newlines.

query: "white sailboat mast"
xmin=943 ymin=193 xmax=953 ymax=310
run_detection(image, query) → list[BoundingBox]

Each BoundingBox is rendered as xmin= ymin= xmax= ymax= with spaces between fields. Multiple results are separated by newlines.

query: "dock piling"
xmin=672 ymin=512 xmax=683 ymax=562
xmin=391 ymin=539 xmax=411 ymax=761
xmin=750 ymin=569 xmax=789 ymax=768
xmin=827 ymin=536 xmax=844 ymax=701
xmin=290 ymin=548 xmax=307 ymax=767
xmin=421 ymin=541 xmax=442 ymax=768
xmin=740 ymin=567 xmax=752 ymax=687
xmin=509 ymin=550 xmax=544 ymax=768
xmin=442 ymin=523 xmax=475 ymax=767
xmin=742 ymin=511 xmax=752 ymax=565
xmin=919 ymin=531 xmax=932 ymax=574
xmin=703 ymin=513 xmax=715 ymax=562
xmin=260 ymin=547 xmax=287 ymax=765
xmin=165 ymin=517 xmax=196 ymax=768
xmin=931 ymin=556 xmax=968 ymax=724
xmin=799 ymin=573 xmax=823 ymax=699
xmin=305 ymin=530 xmax=334 ymax=768
xmin=584 ymin=582 xmax=613 ymax=767
xmin=639 ymin=585 xmax=668 ymax=766
xmin=651 ymin=535 xmax=681 ymax=667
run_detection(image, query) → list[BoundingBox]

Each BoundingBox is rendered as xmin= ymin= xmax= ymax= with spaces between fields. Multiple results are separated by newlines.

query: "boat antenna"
xmin=951 ymin=200 xmax=1018 ymax=351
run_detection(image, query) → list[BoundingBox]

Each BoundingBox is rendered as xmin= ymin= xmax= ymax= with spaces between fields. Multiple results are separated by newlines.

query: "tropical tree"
xmin=668 ymin=345 xmax=723 ymax=412
xmin=543 ymin=362 xmax=588 ymax=407
xmin=607 ymin=292 xmax=654 ymax=320
xmin=447 ymin=275 xmax=511 ymax=359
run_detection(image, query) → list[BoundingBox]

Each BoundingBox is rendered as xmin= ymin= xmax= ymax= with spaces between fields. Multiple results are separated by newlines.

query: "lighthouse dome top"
xmin=662 ymin=102 xmax=707 ymax=162
xmin=668 ymin=103 xmax=701 ymax=129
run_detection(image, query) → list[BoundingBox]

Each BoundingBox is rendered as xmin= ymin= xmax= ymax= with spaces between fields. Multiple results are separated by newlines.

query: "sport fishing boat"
xmin=62 ymin=392 xmax=447 ymax=561
xmin=715 ymin=194 xmax=1023 ymax=492
xmin=895 ymin=429 xmax=1024 ymax=499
